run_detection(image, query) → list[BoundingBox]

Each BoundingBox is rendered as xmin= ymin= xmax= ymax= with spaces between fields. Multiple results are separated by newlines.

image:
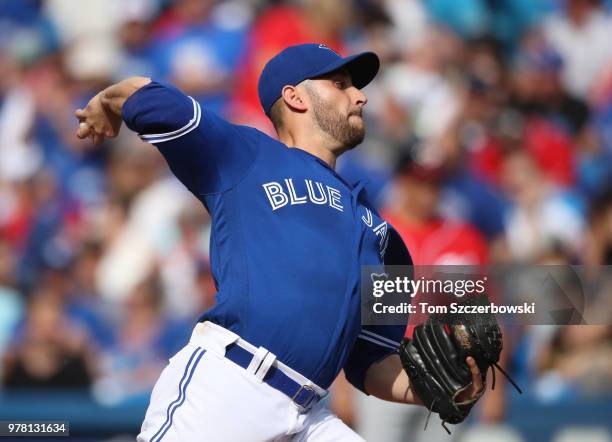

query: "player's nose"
xmin=350 ymin=86 xmax=367 ymax=108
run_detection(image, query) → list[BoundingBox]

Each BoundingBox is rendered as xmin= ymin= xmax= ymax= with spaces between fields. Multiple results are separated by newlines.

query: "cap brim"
xmin=309 ymin=52 xmax=380 ymax=89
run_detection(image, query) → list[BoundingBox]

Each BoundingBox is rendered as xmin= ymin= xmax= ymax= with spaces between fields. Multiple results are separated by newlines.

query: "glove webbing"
xmin=423 ymin=363 xmax=522 ymax=434
xmin=423 ymin=378 xmax=487 ymax=434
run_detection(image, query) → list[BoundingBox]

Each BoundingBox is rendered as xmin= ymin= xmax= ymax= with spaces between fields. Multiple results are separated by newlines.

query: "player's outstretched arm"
xmin=75 ymin=76 xmax=151 ymax=145
xmin=75 ymin=78 xmax=259 ymax=197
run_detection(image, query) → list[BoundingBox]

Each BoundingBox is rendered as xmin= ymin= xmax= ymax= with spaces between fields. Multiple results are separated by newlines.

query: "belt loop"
xmin=254 ymin=351 xmax=276 ymax=382
xmin=246 ymin=346 xmax=269 ymax=377
xmin=191 ymin=322 xmax=239 ymax=356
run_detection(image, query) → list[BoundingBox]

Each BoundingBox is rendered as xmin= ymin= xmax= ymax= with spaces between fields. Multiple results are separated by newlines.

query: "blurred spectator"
xmin=45 ymin=0 xmax=121 ymax=81
xmin=96 ymin=161 xmax=195 ymax=303
xmin=535 ymin=325 xmax=612 ymax=399
xmin=158 ymin=204 xmax=212 ymax=319
xmin=152 ymin=0 xmax=249 ymax=115
xmin=383 ymin=158 xmax=489 ymax=265
xmin=93 ymin=277 xmax=189 ymax=405
xmin=437 ymin=121 xmax=508 ymax=241
xmin=0 ymin=241 xmax=23 ymax=357
xmin=501 ymin=151 xmax=585 ymax=262
xmin=383 ymin=0 xmax=429 ymax=52
xmin=543 ymin=0 xmax=612 ymax=99
xmin=15 ymin=169 xmax=76 ymax=292
xmin=229 ymin=0 xmax=352 ymax=127
xmin=114 ymin=0 xmax=160 ymax=80
xmin=442 ymin=37 xmax=515 ymax=188
xmin=66 ymin=240 xmax=116 ymax=350
xmin=585 ymin=186 xmax=612 ymax=265
xmin=0 ymin=50 xmax=41 ymax=182
xmin=383 ymin=155 xmax=491 ymax=335
xmin=2 ymin=290 xmax=96 ymax=390
xmin=510 ymin=32 xmax=590 ymax=137
xmin=379 ymin=27 xmax=462 ymax=143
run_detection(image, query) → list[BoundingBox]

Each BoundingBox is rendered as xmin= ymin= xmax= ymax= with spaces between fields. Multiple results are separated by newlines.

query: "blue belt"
xmin=224 ymin=343 xmax=323 ymax=412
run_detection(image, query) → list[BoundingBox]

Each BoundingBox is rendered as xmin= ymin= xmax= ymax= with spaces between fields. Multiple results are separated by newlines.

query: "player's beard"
xmin=308 ymin=89 xmax=365 ymax=150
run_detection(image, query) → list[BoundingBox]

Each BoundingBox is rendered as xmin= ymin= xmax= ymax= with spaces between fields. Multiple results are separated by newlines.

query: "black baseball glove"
xmin=398 ymin=294 xmax=521 ymax=433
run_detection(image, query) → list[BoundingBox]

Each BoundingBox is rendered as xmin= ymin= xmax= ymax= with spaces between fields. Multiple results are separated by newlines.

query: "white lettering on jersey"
xmin=305 ymin=180 xmax=328 ymax=204
xmin=262 ymin=182 xmax=289 ymax=210
xmin=362 ymin=208 xmax=389 ymax=258
xmin=285 ymin=178 xmax=307 ymax=205
xmin=362 ymin=208 xmax=373 ymax=227
xmin=326 ymin=186 xmax=344 ymax=212
xmin=373 ymin=221 xmax=389 ymax=258
xmin=262 ymin=179 xmax=345 ymax=212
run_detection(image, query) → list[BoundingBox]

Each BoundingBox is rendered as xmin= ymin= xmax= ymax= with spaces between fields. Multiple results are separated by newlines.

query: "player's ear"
xmin=281 ymin=85 xmax=308 ymax=113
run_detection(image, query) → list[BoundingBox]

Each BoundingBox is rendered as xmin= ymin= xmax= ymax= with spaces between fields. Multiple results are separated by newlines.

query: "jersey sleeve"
xmin=384 ymin=225 xmax=413 ymax=266
xmin=343 ymin=324 xmax=404 ymax=394
xmin=122 ymin=81 xmax=260 ymax=196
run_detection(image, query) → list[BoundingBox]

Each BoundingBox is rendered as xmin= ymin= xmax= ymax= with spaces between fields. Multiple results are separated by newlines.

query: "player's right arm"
xmin=75 ymin=77 xmax=260 ymax=199
xmin=76 ymin=76 xmax=152 ymax=145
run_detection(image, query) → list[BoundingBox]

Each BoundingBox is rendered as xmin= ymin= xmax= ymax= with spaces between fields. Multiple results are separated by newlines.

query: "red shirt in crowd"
xmin=229 ymin=5 xmax=343 ymax=124
xmin=383 ymin=212 xmax=489 ymax=336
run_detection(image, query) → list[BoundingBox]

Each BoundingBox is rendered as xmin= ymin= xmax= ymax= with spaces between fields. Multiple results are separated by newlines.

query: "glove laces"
xmin=490 ymin=362 xmax=522 ymax=394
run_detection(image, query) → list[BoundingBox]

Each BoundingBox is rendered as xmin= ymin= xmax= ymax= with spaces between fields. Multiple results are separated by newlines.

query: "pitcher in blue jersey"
xmin=75 ymin=43 xmax=484 ymax=441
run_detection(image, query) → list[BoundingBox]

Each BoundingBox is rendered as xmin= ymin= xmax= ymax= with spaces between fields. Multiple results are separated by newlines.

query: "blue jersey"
xmin=122 ymin=81 xmax=411 ymax=391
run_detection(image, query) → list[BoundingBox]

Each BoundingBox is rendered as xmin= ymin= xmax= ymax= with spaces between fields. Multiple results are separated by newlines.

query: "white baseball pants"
xmin=137 ymin=322 xmax=365 ymax=442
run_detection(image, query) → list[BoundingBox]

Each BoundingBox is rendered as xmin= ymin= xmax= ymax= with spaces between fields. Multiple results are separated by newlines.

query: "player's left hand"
xmin=399 ymin=295 xmax=522 ymax=434
xmin=456 ymin=357 xmax=484 ymax=403
xmin=399 ymin=326 xmax=487 ymax=432
xmin=75 ymin=92 xmax=122 ymax=145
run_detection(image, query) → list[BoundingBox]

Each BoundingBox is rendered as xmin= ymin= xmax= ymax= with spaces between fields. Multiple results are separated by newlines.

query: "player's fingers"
xmin=466 ymin=357 xmax=483 ymax=393
xmin=77 ymin=121 xmax=91 ymax=139
xmin=75 ymin=108 xmax=86 ymax=120
xmin=92 ymin=133 xmax=105 ymax=146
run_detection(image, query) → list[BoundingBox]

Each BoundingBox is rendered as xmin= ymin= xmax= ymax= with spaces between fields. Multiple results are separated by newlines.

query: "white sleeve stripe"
xmin=139 ymin=96 xmax=200 ymax=139
xmin=358 ymin=334 xmax=398 ymax=350
xmin=361 ymin=329 xmax=400 ymax=347
xmin=139 ymin=101 xmax=201 ymax=144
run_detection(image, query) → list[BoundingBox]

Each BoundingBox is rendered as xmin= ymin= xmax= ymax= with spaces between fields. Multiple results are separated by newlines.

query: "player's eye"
xmin=334 ymin=81 xmax=346 ymax=88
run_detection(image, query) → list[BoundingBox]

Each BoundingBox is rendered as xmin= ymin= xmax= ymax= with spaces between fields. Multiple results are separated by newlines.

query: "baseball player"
xmin=75 ymin=44 xmax=487 ymax=441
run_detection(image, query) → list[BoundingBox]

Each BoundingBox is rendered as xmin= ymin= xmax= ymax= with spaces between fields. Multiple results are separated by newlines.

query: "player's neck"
xmin=278 ymin=132 xmax=340 ymax=169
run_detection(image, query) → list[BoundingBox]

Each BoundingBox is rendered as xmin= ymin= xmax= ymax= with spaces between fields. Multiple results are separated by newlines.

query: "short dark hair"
xmin=268 ymin=98 xmax=285 ymax=132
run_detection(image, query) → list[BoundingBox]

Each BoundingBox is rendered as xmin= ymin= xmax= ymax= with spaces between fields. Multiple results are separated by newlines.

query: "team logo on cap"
xmin=318 ymin=44 xmax=339 ymax=56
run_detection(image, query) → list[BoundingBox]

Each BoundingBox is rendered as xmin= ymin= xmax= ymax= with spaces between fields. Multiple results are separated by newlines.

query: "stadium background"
xmin=0 ymin=0 xmax=611 ymax=440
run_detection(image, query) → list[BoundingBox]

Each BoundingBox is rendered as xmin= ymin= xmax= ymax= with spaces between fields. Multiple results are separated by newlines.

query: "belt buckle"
xmin=291 ymin=384 xmax=318 ymax=413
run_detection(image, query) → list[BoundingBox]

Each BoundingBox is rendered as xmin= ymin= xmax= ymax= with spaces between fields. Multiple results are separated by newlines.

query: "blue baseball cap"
xmin=258 ymin=43 xmax=380 ymax=115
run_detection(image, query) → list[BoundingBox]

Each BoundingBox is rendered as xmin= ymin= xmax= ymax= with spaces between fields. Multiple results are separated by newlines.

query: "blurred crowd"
xmin=0 ymin=0 xmax=611 ymax=433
